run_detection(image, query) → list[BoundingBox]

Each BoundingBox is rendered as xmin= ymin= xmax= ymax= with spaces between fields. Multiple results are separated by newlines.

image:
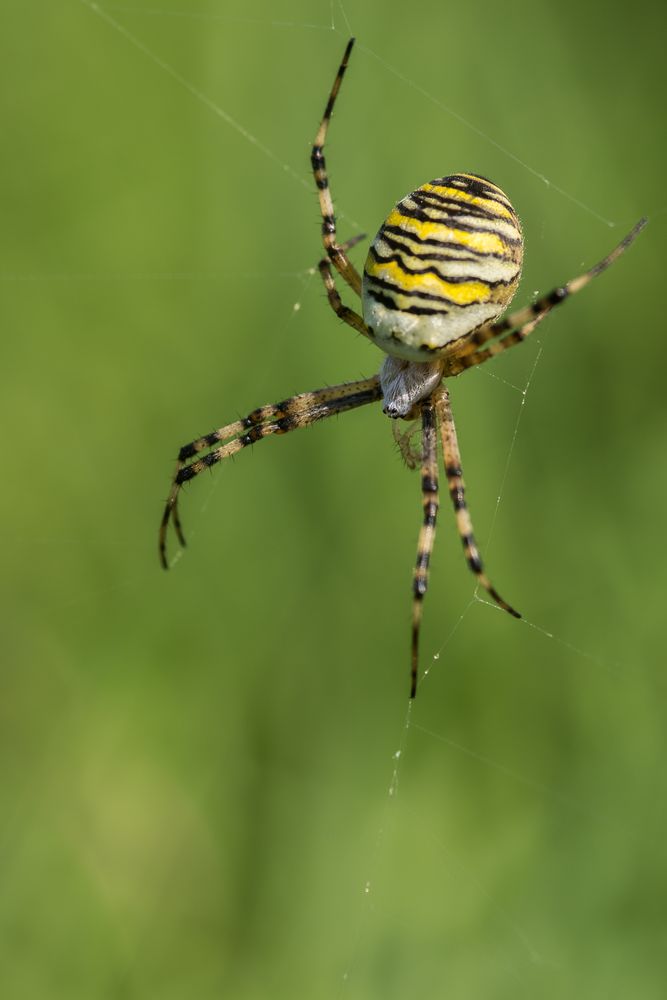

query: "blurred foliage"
xmin=1 ymin=0 xmax=665 ymax=997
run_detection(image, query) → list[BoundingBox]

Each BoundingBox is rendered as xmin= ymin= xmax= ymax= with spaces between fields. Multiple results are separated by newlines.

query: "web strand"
xmin=101 ymin=5 xmax=335 ymax=30
xmin=80 ymin=1 xmax=313 ymax=191
xmin=357 ymin=41 xmax=616 ymax=228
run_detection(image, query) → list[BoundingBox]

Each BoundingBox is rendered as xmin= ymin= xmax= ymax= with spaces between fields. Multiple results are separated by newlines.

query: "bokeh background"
xmin=1 ymin=1 xmax=665 ymax=997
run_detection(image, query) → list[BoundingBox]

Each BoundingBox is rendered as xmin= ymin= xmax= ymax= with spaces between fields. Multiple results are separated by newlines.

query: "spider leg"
xmin=317 ymin=256 xmax=372 ymax=340
xmin=445 ymin=313 xmax=548 ymax=376
xmin=320 ymin=231 xmax=366 ymax=259
xmin=434 ymin=383 xmax=521 ymax=620
xmin=311 ymin=38 xmax=363 ymax=296
xmin=170 ymin=235 xmax=371 ymax=540
xmin=170 ymin=488 xmax=186 ymax=549
xmin=159 ymin=376 xmax=382 ymax=568
xmin=410 ymin=396 xmax=440 ymax=698
xmin=446 ymin=217 xmax=647 ymax=375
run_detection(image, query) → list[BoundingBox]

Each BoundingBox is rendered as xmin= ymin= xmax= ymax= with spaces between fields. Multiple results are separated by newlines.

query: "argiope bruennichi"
xmin=160 ymin=39 xmax=646 ymax=698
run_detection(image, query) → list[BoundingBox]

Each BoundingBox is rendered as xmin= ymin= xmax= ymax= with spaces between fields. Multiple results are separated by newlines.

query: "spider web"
xmin=1 ymin=2 xmax=663 ymax=998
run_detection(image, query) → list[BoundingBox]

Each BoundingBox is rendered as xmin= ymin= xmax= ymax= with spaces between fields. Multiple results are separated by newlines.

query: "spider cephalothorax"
xmin=160 ymin=38 xmax=645 ymax=697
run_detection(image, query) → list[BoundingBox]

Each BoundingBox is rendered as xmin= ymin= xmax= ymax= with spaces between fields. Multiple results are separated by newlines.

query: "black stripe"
xmin=244 ymin=427 xmax=263 ymax=445
xmin=450 ymin=489 xmax=466 ymax=511
xmin=440 ymin=174 xmax=513 ymax=208
xmin=244 ymin=408 xmax=268 ymax=426
xmin=394 ymin=202 xmax=521 ymax=244
xmin=547 ymin=287 xmax=568 ymax=305
xmin=365 ymin=271 xmax=488 ymax=307
xmin=367 ymin=244 xmax=516 ymax=288
xmin=423 ymin=503 xmax=438 ymax=528
xmin=410 ymin=190 xmax=502 ymax=222
xmin=467 ymin=553 xmax=483 ymax=572
xmin=422 ymin=400 xmax=435 ymax=428
xmin=379 ymin=224 xmax=498 ymax=256
xmin=176 ymin=464 xmax=197 ymax=484
xmin=277 ymin=398 xmax=297 ymax=414
xmin=365 ymin=279 xmax=452 ymax=309
xmin=484 ymin=317 xmax=510 ymax=336
xmin=461 ymin=532 xmax=483 ymax=571
xmin=379 ymin=225 xmax=514 ymax=260
xmin=366 ymin=287 xmax=449 ymax=316
xmin=378 ymin=228 xmax=508 ymax=264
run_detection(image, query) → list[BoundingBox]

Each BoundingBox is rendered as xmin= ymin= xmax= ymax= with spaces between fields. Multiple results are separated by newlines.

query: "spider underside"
xmin=159 ymin=38 xmax=646 ymax=698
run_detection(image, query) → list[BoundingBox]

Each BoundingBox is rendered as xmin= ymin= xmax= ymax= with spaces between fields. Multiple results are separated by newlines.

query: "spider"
xmin=159 ymin=38 xmax=646 ymax=698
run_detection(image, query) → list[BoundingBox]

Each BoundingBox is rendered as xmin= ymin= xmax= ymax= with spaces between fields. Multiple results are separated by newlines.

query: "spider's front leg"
xmin=311 ymin=37 xmax=362 ymax=295
xmin=317 ymin=255 xmax=372 ymax=340
xmin=311 ymin=41 xmax=374 ymax=341
xmin=159 ymin=377 xmax=382 ymax=569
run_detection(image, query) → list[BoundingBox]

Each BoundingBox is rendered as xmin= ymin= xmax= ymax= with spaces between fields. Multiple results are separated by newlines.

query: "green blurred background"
xmin=1 ymin=1 xmax=665 ymax=997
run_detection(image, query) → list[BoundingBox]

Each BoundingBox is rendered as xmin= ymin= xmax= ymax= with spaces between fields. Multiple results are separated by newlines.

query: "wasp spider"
xmin=159 ymin=39 xmax=646 ymax=698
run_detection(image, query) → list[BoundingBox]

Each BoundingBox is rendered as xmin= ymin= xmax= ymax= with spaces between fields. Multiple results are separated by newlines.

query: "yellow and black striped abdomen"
xmin=362 ymin=173 xmax=523 ymax=362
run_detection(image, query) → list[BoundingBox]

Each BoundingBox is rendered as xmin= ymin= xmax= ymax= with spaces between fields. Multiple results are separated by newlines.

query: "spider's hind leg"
xmin=434 ymin=382 xmax=520 ymax=620
xmin=410 ymin=396 xmax=440 ymax=698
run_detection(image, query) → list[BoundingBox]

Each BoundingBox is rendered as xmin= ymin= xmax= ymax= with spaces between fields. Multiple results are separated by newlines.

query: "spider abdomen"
xmin=362 ymin=173 xmax=523 ymax=362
